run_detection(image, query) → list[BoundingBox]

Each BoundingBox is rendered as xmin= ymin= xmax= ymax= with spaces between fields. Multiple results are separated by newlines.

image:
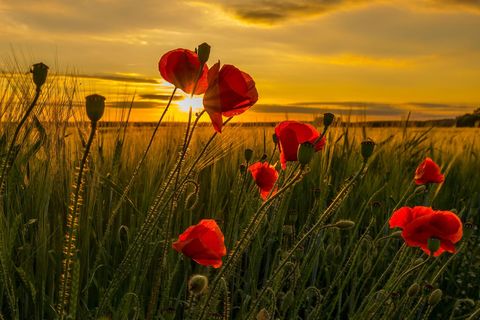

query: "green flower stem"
xmin=198 ymin=168 xmax=305 ymax=320
xmin=247 ymin=163 xmax=367 ymax=319
xmin=57 ymin=120 xmax=97 ymax=319
xmin=94 ymin=87 xmax=177 ymax=268
xmin=0 ymin=86 xmax=41 ymax=196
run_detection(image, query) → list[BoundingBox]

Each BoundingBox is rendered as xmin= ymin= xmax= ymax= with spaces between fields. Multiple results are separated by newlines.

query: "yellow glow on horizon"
xmin=177 ymin=96 xmax=204 ymax=113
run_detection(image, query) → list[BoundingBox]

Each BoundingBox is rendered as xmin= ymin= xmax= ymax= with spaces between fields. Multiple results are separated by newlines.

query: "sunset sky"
xmin=1 ymin=0 xmax=479 ymax=122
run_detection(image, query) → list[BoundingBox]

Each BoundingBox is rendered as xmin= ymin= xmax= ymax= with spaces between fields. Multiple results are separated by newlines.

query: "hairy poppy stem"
xmin=58 ymin=120 xmax=98 ymax=319
xmin=247 ymin=162 xmax=368 ymax=319
xmin=0 ymin=86 xmax=41 ymax=196
xmin=92 ymin=87 xmax=177 ymax=272
xmin=198 ymin=168 xmax=305 ymax=320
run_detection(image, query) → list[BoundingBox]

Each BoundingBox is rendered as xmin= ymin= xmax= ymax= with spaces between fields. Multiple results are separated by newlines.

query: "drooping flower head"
xmin=389 ymin=206 xmax=463 ymax=256
xmin=172 ymin=219 xmax=226 ymax=268
xmin=274 ymin=121 xmax=326 ymax=170
xmin=159 ymin=48 xmax=209 ymax=94
xmin=414 ymin=157 xmax=444 ymax=185
xmin=248 ymin=162 xmax=279 ymax=200
xmin=203 ymin=62 xmax=258 ymax=133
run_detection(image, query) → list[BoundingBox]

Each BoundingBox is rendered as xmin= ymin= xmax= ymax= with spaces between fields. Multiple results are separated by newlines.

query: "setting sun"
xmin=177 ymin=96 xmax=204 ymax=113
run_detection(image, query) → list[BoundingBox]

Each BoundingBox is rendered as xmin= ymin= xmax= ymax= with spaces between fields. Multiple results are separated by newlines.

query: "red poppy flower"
xmin=274 ymin=121 xmax=326 ymax=170
xmin=159 ymin=48 xmax=208 ymax=95
xmin=203 ymin=62 xmax=258 ymax=133
xmin=389 ymin=206 xmax=463 ymax=256
xmin=414 ymin=157 xmax=444 ymax=185
xmin=172 ymin=219 xmax=226 ymax=268
xmin=248 ymin=162 xmax=279 ymax=200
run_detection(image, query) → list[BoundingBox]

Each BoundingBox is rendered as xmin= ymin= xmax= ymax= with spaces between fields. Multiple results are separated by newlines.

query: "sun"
xmin=177 ymin=96 xmax=204 ymax=113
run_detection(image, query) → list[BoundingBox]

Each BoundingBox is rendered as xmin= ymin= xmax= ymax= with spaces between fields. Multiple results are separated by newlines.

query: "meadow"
xmin=0 ymin=56 xmax=479 ymax=320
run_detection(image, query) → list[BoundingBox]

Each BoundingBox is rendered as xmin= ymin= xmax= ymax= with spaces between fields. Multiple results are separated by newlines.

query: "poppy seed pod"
xmin=85 ymin=94 xmax=106 ymax=122
xmin=188 ymin=274 xmax=208 ymax=295
xmin=31 ymin=62 xmax=49 ymax=89
xmin=297 ymin=142 xmax=315 ymax=166
xmin=335 ymin=220 xmax=355 ymax=230
xmin=197 ymin=42 xmax=211 ymax=65
xmin=361 ymin=139 xmax=375 ymax=161
xmin=428 ymin=289 xmax=443 ymax=306
xmin=244 ymin=149 xmax=254 ymax=162
xmin=427 ymin=238 xmax=441 ymax=255
xmin=323 ymin=112 xmax=335 ymax=127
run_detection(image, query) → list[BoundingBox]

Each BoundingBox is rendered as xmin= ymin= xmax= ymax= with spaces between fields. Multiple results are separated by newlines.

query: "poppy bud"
xmin=464 ymin=221 xmax=475 ymax=238
xmin=188 ymin=274 xmax=208 ymax=295
xmin=407 ymin=283 xmax=420 ymax=297
xmin=427 ymin=238 xmax=441 ymax=255
xmin=428 ymin=289 xmax=442 ymax=306
xmin=260 ymin=153 xmax=268 ymax=161
xmin=244 ymin=148 xmax=254 ymax=162
xmin=333 ymin=244 xmax=342 ymax=257
xmin=197 ymin=42 xmax=211 ymax=65
xmin=297 ymin=142 xmax=315 ymax=166
xmin=85 ymin=94 xmax=106 ymax=122
xmin=334 ymin=220 xmax=355 ymax=230
xmin=361 ymin=139 xmax=375 ymax=161
xmin=31 ymin=62 xmax=49 ymax=89
xmin=239 ymin=163 xmax=246 ymax=173
xmin=272 ymin=133 xmax=278 ymax=145
xmin=391 ymin=230 xmax=403 ymax=238
xmin=323 ymin=113 xmax=335 ymax=127
xmin=414 ymin=185 xmax=427 ymax=194
xmin=256 ymin=308 xmax=270 ymax=320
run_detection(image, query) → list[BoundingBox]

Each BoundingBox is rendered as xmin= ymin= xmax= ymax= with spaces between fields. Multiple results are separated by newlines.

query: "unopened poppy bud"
xmin=361 ymin=139 xmax=375 ymax=161
xmin=427 ymin=238 xmax=441 ymax=255
xmin=272 ymin=133 xmax=278 ymax=144
xmin=297 ymin=142 xmax=315 ymax=166
xmin=256 ymin=308 xmax=270 ymax=320
xmin=391 ymin=230 xmax=402 ymax=238
xmin=428 ymin=289 xmax=442 ymax=306
xmin=334 ymin=220 xmax=355 ymax=230
xmin=464 ymin=221 xmax=475 ymax=238
xmin=244 ymin=148 xmax=254 ymax=162
xmin=197 ymin=42 xmax=211 ymax=65
xmin=188 ymin=274 xmax=208 ymax=295
xmin=323 ymin=112 xmax=335 ymax=127
xmin=333 ymin=244 xmax=342 ymax=257
xmin=85 ymin=94 xmax=106 ymax=122
xmin=31 ymin=62 xmax=49 ymax=89
xmin=414 ymin=185 xmax=427 ymax=194
xmin=407 ymin=283 xmax=420 ymax=296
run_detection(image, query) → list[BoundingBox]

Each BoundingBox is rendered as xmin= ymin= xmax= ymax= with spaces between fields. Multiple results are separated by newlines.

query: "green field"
xmin=0 ymin=71 xmax=480 ymax=320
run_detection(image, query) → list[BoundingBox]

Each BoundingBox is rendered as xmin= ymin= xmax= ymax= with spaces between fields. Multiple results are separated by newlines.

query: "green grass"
xmin=0 ymin=68 xmax=479 ymax=320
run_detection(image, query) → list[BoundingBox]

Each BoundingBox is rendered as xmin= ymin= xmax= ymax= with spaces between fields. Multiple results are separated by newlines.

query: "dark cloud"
xmin=138 ymin=93 xmax=182 ymax=101
xmin=78 ymin=73 xmax=159 ymax=84
xmin=107 ymin=101 xmax=163 ymax=109
xmin=252 ymin=101 xmax=475 ymax=118
xmin=198 ymin=0 xmax=366 ymax=24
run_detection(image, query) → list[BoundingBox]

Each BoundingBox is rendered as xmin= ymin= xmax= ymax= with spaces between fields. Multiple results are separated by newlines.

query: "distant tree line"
xmin=456 ymin=108 xmax=480 ymax=127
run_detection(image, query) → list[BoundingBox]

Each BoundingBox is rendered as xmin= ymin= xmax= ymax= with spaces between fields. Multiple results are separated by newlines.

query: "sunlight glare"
xmin=177 ymin=96 xmax=204 ymax=113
